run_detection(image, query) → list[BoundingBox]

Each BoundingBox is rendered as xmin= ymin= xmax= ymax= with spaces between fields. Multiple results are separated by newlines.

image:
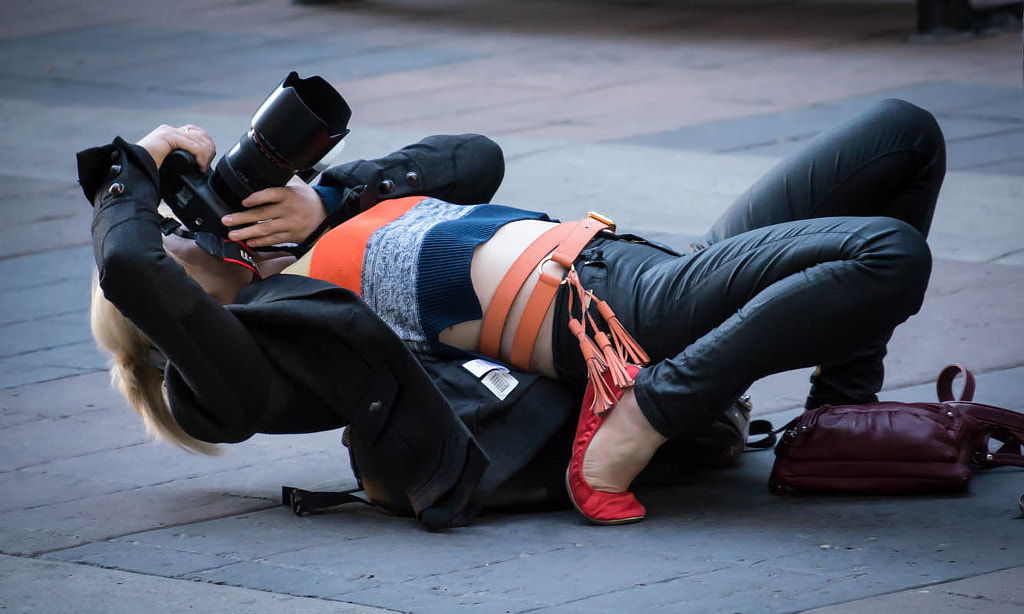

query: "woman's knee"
xmin=860 ymin=217 xmax=932 ymax=310
xmin=876 ymin=99 xmax=946 ymax=167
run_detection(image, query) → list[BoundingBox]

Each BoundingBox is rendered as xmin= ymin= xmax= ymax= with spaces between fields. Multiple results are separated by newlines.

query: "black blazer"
xmin=79 ymin=134 xmax=573 ymax=530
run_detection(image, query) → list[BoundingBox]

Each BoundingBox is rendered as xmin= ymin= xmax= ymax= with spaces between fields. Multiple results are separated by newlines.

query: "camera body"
xmin=159 ymin=72 xmax=351 ymax=238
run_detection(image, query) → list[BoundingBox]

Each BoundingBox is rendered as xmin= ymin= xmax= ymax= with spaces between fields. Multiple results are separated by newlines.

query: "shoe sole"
xmin=565 ymin=469 xmax=645 ymax=526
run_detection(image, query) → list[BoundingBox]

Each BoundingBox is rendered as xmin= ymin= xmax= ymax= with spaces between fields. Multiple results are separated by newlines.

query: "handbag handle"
xmin=934 ymin=364 xmax=1024 ymax=468
xmin=936 ymin=363 xmax=976 ymax=402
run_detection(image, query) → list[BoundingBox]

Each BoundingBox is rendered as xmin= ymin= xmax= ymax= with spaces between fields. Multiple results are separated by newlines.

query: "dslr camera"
xmin=159 ymin=72 xmax=352 ymax=240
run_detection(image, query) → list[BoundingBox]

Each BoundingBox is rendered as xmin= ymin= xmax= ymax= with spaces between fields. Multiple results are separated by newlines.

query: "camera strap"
xmin=160 ymin=217 xmax=262 ymax=279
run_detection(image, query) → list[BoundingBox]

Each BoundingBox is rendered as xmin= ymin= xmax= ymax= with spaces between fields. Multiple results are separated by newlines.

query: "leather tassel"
xmin=586 ymin=310 xmax=634 ymax=389
xmin=569 ymin=320 xmax=607 ymax=371
xmin=569 ymin=320 xmax=615 ymax=413
xmin=594 ymin=296 xmax=650 ymax=366
xmin=565 ymin=267 xmax=643 ymax=413
xmin=594 ymin=330 xmax=634 ymax=389
xmin=585 ymin=354 xmax=616 ymax=414
xmin=565 ymin=269 xmax=588 ymax=310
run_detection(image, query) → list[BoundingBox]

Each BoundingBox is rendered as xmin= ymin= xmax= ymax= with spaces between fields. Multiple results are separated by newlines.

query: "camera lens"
xmin=212 ymin=72 xmax=351 ymax=209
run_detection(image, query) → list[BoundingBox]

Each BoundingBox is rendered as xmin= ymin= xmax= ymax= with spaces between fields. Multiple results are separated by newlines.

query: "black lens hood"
xmin=250 ymin=71 xmax=352 ymax=170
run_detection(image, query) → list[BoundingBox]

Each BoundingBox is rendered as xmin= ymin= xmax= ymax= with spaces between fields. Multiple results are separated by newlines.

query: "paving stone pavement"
xmin=0 ymin=1 xmax=1021 ymax=612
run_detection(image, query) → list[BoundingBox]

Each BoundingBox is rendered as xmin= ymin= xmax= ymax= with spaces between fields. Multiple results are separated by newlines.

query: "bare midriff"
xmin=283 ymin=218 xmax=564 ymax=378
xmin=439 ymin=218 xmax=562 ymax=379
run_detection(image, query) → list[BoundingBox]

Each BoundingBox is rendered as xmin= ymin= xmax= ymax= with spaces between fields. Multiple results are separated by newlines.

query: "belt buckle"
xmin=586 ymin=211 xmax=615 ymax=231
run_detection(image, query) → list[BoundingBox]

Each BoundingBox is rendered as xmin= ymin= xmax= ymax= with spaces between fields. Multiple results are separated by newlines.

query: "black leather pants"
xmin=552 ymin=99 xmax=945 ymax=439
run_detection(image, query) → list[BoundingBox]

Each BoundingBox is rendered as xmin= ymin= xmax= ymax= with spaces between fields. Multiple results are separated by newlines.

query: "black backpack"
xmin=283 ymin=356 xmax=769 ymax=520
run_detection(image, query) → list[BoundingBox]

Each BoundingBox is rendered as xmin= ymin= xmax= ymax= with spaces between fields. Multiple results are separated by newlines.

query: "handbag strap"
xmin=935 ymin=364 xmax=1024 ymax=468
xmin=936 ymin=363 xmax=976 ymax=401
xmin=963 ymin=404 xmax=1024 ymax=468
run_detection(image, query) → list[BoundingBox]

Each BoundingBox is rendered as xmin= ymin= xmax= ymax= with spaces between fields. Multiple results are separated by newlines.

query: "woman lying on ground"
xmin=83 ymin=98 xmax=944 ymax=527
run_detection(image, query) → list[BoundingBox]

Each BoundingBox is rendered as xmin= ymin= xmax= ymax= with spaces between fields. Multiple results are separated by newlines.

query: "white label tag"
xmin=461 ymin=359 xmax=518 ymax=400
xmin=461 ymin=358 xmax=506 ymax=378
xmin=480 ymin=369 xmax=518 ymax=401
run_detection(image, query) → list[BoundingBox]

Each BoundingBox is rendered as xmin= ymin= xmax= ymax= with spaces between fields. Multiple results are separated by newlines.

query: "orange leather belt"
xmin=480 ymin=212 xmax=615 ymax=370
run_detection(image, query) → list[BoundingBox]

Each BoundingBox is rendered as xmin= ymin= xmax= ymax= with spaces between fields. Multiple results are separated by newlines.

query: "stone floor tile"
xmin=257 ymin=519 xmax=580 ymax=586
xmin=835 ymin=82 xmax=1022 ymax=117
xmin=0 ymin=482 xmax=275 ymax=556
xmin=927 ymin=173 xmax=1024 ymax=263
xmin=955 ymin=95 xmax=1024 ymax=123
xmin=991 ymin=249 xmax=1024 ymax=265
xmin=0 ymin=371 xmax=121 ymax=421
xmin=393 ymin=544 xmax=708 ymax=608
xmin=45 ymin=539 xmax=243 ymax=577
xmin=0 ymin=360 xmax=90 ymax=390
xmin=934 ymin=116 xmax=1024 ymax=143
xmin=564 ymin=566 xmax=837 ymax=614
xmin=875 ymin=260 xmax=1024 ymax=389
xmin=612 ymin=85 xmax=1024 ymax=165
xmin=0 ymin=466 xmax=134 ymax=513
xmin=613 ymin=104 xmax=847 ymax=153
xmin=804 ymin=567 xmax=1024 ymax=613
xmin=328 ymin=581 xmax=536 ymax=614
xmin=1 ymin=340 xmax=107 ymax=374
xmin=0 ymin=279 xmax=90 ymax=326
xmin=0 ymin=311 xmax=93 ymax=358
xmin=0 ymin=412 xmax=148 ymax=472
xmin=0 ymin=74 xmax=219 ymax=112
xmin=185 ymin=560 xmax=384 ymax=602
xmin=981 ymin=158 xmax=1024 ymax=177
xmin=947 ymin=129 xmax=1024 ymax=172
xmin=0 ymin=245 xmax=93 ymax=294
xmin=16 ymin=430 xmax=346 ymax=494
xmin=0 ymin=554 xmax=390 ymax=613
xmin=110 ymin=507 xmax=374 ymax=562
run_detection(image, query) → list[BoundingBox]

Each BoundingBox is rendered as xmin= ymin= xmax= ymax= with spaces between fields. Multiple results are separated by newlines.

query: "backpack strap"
xmin=281 ymin=486 xmax=373 ymax=516
xmin=745 ymin=419 xmax=779 ymax=450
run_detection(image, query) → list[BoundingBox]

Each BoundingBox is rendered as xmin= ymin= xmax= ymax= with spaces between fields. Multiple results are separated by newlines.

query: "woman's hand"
xmin=136 ymin=124 xmax=216 ymax=171
xmin=221 ymin=176 xmax=327 ymax=248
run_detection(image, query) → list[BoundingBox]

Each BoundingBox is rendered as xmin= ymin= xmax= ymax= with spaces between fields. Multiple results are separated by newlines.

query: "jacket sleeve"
xmin=314 ymin=134 xmax=505 ymax=222
xmin=80 ymin=138 xmax=291 ymax=443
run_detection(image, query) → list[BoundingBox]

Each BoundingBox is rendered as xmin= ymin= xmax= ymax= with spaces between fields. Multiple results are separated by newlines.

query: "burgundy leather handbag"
xmin=769 ymin=364 xmax=1024 ymax=494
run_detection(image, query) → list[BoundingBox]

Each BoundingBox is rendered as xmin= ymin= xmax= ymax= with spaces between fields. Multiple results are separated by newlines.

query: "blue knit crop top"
xmin=307 ymin=192 xmax=550 ymax=354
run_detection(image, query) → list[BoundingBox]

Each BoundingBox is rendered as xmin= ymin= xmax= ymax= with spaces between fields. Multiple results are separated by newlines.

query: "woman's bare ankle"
xmin=581 ymin=388 xmax=668 ymax=493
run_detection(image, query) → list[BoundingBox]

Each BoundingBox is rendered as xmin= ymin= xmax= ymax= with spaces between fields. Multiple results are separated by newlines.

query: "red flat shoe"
xmin=566 ymin=364 xmax=646 ymax=525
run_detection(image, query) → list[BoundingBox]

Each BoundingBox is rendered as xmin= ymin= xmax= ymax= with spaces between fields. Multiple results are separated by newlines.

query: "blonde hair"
xmin=90 ymin=271 xmax=223 ymax=456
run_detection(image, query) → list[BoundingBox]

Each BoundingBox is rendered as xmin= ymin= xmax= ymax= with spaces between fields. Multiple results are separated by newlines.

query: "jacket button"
xmin=406 ymin=171 xmax=419 ymax=186
xmin=378 ymin=179 xmax=395 ymax=195
xmin=107 ymin=182 xmax=125 ymax=195
xmin=110 ymin=150 xmax=120 ymax=162
xmin=368 ymin=400 xmax=382 ymax=412
xmin=107 ymin=164 xmax=122 ymax=179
